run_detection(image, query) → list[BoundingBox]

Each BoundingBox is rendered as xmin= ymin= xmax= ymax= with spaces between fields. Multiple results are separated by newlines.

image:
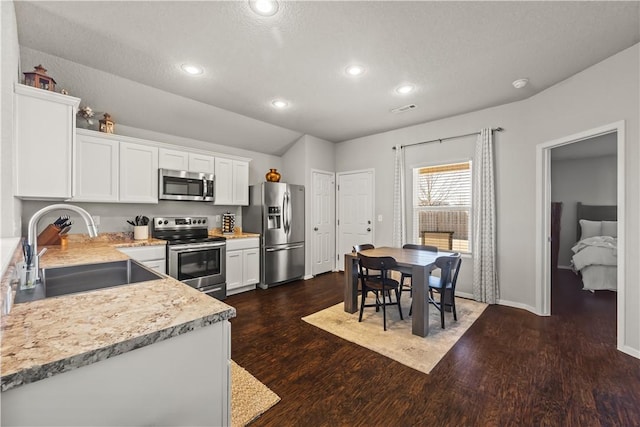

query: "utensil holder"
xmin=37 ymin=224 xmax=61 ymax=246
xmin=133 ymin=226 xmax=149 ymax=240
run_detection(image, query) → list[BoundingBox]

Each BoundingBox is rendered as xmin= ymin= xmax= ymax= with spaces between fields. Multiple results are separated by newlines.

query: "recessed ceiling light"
xmin=271 ymin=99 xmax=288 ymax=109
xmin=345 ymin=65 xmax=365 ymax=76
xmin=512 ymin=78 xmax=529 ymax=89
xmin=249 ymin=0 xmax=279 ymax=16
xmin=181 ymin=64 xmax=203 ymax=75
xmin=395 ymin=84 xmax=415 ymax=94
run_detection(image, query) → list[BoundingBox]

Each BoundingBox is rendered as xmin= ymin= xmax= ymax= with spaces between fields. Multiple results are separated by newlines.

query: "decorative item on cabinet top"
xmin=23 ymin=64 xmax=56 ymax=92
xmin=77 ymin=106 xmax=95 ymax=128
xmin=99 ymin=113 xmax=115 ymax=134
xmin=265 ymin=168 xmax=281 ymax=182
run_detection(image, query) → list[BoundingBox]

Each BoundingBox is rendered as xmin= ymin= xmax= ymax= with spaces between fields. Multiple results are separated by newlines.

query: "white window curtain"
xmin=472 ymin=128 xmax=498 ymax=303
xmin=393 ymin=145 xmax=406 ymax=247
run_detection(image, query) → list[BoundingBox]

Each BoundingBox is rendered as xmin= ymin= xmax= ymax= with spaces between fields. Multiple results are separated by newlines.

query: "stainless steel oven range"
xmin=152 ymin=216 xmax=226 ymax=299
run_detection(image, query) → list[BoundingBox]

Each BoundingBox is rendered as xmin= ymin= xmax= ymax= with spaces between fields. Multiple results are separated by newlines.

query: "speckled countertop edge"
xmin=0 ymin=234 xmax=236 ymax=392
xmin=1 ymin=309 xmax=234 ymax=392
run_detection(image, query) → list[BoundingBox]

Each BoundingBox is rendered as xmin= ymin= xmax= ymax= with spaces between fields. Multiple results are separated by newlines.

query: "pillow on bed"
xmin=579 ymin=219 xmax=602 ymax=240
xmin=601 ymin=220 xmax=618 ymax=238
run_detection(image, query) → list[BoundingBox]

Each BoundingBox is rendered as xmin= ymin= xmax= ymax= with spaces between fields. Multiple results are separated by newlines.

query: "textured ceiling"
xmin=13 ymin=1 xmax=640 ymax=155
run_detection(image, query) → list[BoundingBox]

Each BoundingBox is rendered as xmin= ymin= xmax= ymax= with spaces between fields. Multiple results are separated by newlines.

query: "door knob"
xmin=314 ymin=227 xmax=318 ymax=231
xmin=367 ymin=228 xmax=371 ymax=232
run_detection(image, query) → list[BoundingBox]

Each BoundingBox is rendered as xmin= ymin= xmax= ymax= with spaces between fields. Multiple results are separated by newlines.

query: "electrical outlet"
xmin=92 ymin=215 xmax=100 ymax=225
xmin=377 ymin=215 xmax=383 ymax=222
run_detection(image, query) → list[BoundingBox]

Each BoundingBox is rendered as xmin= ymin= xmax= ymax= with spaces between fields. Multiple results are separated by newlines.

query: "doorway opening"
xmin=536 ymin=121 xmax=625 ymax=351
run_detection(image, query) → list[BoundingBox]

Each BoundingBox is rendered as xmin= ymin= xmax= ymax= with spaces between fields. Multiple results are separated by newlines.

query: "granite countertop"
xmin=0 ymin=234 xmax=236 ymax=392
xmin=209 ymin=227 xmax=260 ymax=239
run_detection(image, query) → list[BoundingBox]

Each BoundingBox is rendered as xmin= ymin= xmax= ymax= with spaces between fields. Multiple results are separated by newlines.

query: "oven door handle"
xmin=168 ymin=242 xmax=225 ymax=252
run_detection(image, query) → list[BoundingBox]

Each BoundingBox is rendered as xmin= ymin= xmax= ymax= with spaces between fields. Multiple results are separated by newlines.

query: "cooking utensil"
xmin=127 ymin=220 xmax=136 ymax=226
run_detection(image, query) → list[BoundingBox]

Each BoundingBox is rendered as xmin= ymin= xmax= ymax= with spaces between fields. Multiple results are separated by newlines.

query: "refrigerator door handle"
xmin=266 ymin=244 xmax=304 ymax=252
xmin=287 ymin=191 xmax=292 ymax=235
xmin=284 ymin=191 xmax=290 ymax=235
xmin=282 ymin=193 xmax=288 ymax=235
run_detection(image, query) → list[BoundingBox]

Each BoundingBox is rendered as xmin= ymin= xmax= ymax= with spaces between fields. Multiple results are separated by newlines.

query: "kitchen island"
xmin=0 ymin=235 xmax=235 ymax=426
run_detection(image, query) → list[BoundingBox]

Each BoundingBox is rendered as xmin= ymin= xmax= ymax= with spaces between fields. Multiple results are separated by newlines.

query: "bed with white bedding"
xmin=571 ymin=203 xmax=617 ymax=292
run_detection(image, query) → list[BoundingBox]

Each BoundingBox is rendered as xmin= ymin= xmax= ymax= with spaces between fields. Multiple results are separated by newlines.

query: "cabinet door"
xmin=14 ymin=84 xmax=79 ymax=199
xmin=143 ymin=259 xmax=166 ymax=274
xmin=74 ymin=134 xmax=119 ymax=202
xmin=243 ymin=248 xmax=260 ymax=286
xmin=159 ymin=148 xmax=189 ymax=170
xmin=214 ymin=157 xmax=233 ymax=205
xmin=119 ymin=142 xmax=159 ymax=203
xmin=226 ymin=250 xmax=243 ymax=291
xmin=232 ymin=160 xmax=249 ymax=206
xmin=189 ymin=153 xmax=215 ymax=174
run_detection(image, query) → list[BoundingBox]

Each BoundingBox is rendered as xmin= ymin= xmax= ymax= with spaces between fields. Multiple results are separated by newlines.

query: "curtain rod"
xmin=392 ymin=127 xmax=504 ymax=150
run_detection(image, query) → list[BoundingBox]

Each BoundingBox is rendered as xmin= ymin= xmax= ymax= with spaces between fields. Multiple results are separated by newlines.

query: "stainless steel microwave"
xmin=159 ymin=168 xmax=215 ymax=201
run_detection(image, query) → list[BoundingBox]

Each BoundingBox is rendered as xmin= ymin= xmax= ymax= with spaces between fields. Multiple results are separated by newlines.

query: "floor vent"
xmin=391 ymin=104 xmax=417 ymax=113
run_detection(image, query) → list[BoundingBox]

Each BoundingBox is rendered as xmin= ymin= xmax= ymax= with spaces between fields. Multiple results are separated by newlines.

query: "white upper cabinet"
xmin=214 ymin=157 xmax=233 ymax=205
xmin=159 ymin=148 xmax=215 ymax=174
xmin=158 ymin=148 xmax=188 ymax=171
xmin=214 ymin=158 xmax=249 ymax=206
xmin=188 ymin=153 xmax=215 ymax=174
xmin=73 ymin=132 xmax=119 ymax=202
xmin=14 ymin=84 xmax=80 ymax=199
xmin=119 ymin=142 xmax=158 ymax=203
xmin=232 ymin=160 xmax=249 ymax=206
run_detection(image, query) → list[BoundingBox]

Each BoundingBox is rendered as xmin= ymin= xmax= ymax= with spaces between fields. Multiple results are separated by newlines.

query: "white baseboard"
xmin=456 ymin=292 xmax=541 ymax=316
xmin=303 ymin=274 xmax=313 ymax=280
xmin=619 ymin=344 xmax=640 ymax=359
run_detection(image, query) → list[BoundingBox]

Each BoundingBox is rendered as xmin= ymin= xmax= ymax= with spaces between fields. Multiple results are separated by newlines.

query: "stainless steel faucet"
xmin=26 ymin=204 xmax=98 ymax=284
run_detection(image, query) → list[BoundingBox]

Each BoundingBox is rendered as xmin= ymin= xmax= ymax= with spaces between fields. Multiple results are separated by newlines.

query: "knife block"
xmin=37 ymin=224 xmax=61 ymax=246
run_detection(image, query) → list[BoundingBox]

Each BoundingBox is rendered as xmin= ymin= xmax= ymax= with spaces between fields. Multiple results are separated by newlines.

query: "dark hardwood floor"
xmin=226 ymin=269 xmax=640 ymax=426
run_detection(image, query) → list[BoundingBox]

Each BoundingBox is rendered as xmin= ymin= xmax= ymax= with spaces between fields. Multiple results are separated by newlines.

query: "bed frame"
xmin=576 ymin=202 xmax=617 ymax=238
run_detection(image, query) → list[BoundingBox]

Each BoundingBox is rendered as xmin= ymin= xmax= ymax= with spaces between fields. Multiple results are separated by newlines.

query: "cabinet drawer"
xmin=226 ymin=238 xmax=259 ymax=251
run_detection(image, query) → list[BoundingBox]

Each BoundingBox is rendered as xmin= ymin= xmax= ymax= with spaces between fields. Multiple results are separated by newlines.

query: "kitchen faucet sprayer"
xmin=26 ymin=204 xmax=98 ymax=285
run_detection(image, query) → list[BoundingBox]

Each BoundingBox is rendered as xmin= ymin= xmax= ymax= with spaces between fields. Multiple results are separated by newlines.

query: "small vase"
xmin=266 ymin=168 xmax=281 ymax=182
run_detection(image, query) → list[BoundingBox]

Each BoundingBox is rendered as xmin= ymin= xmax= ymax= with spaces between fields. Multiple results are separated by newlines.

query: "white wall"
xmin=551 ymin=155 xmax=617 ymax=266
xmin=336 ymin=44 xmax=640 ymax=354
xmin=1 ymin=0 xmax=22 ymax=237
xmin=281 ymin=134 xmax=336 ymax=277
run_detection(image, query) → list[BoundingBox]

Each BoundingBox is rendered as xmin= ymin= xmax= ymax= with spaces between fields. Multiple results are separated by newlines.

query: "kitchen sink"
xmin=14 ymin=259 xmax=164 ymax=304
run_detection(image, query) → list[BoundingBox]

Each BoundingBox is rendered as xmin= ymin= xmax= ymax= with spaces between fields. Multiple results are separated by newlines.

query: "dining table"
xmin=344 ymin=246 xmax=452 ymax=337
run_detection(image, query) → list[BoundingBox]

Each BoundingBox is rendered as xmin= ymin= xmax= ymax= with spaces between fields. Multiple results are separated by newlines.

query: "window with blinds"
xmin=412 ymin=161 xmax=472 ymax=252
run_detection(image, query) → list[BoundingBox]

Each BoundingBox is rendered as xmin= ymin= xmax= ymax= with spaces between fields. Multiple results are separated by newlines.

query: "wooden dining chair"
xmin=353 ymin=243 xmax=380 ymax=283
xmin=399 ymin=244 xmax=438 ymax=296
xmin=427 ymin=254 xmax=462 ymax=329
xmin=358 ymin=254 xmax=403 ymax=331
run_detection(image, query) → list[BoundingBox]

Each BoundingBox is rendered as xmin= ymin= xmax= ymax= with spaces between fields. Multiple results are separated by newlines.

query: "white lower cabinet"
xmin=117 ymin=245 xmax=166 ymax=274
xmin=226 ymin=238 xmax=259 ymax=296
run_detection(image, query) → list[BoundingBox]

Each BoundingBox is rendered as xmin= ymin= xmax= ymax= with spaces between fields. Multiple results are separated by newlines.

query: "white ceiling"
xmin=13 ymin=1 xmax=640 ymax=156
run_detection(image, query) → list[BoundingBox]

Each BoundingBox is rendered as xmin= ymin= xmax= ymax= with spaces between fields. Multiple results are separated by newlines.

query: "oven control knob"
xmin=157 ymin=220 xmax=162 ymax=225
xmin=164 ymin=220 xmax=168 ymax=225
xmin=197 ymin=219 xmax=201 ymax=224
xmin=202 ymin=219 xmax=207 ymax=224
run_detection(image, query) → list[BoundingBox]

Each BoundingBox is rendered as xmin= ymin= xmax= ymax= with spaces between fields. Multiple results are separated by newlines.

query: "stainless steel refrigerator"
xmin=242 ymin=182 xmax=305 ymax=288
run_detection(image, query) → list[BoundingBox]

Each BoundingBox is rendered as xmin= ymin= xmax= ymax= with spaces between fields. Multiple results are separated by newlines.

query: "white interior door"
xmin=336 ymin=170 xmax=374 ymax=271
xmin=311 ymin=170 xmax=336 ymax=275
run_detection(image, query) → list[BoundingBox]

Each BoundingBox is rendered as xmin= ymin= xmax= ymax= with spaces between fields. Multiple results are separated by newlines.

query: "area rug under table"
xmin=231 ymin=360 xmax=280 ymax=427
xmin=302 ymin=296 xmax=487 ymax=375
